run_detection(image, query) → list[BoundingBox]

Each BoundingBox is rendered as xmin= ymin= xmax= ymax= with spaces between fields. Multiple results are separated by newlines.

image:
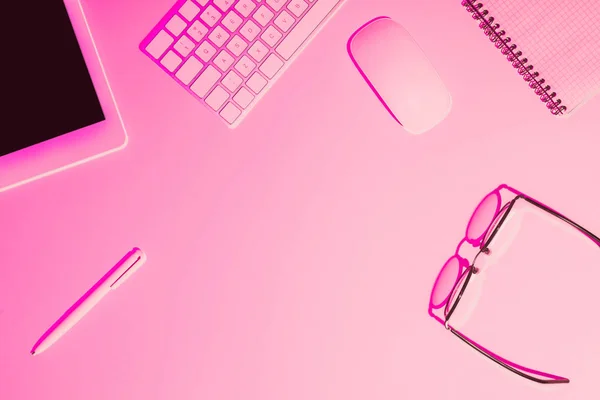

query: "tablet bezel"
xmin=0 ymin=0 xmax=128 ymax=193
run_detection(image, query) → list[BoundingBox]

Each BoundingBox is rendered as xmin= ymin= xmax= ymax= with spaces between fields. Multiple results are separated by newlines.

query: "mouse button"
xmin=373 ymin=28 xmax=451 ymax=134
xmin=375 ymin=37 xmax=437 ymax=114
xmin=349 ymin=22 xmax=406 ymax=94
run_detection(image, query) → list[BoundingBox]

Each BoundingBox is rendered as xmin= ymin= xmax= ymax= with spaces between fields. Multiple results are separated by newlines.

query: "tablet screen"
xmin=3 ymin=0 xmax=106 ymax=158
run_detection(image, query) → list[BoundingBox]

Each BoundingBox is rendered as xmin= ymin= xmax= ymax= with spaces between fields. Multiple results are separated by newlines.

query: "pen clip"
xmin=110 ymin=248 xmax=146 ymax=290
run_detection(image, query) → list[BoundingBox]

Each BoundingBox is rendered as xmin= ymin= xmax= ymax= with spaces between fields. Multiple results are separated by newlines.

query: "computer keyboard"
xmin=140 ymin=0 xmax=346 ymax=128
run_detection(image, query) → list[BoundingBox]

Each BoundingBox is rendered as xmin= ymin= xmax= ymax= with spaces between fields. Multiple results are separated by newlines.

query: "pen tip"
xmin=30 ymin=351 xmax=35 ymax=356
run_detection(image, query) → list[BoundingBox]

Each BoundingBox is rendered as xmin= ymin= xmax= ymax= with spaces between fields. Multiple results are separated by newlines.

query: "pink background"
xmin=1 ymin=0 xmax=600 ymax=399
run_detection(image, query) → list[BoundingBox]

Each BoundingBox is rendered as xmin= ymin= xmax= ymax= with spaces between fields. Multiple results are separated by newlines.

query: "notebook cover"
xmin=462 ymin=0 xmax=600 ymax=116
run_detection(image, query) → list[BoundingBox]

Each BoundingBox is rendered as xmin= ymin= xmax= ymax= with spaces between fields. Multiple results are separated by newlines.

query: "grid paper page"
xmin=472 ymin=0 xmax=600 ymax=115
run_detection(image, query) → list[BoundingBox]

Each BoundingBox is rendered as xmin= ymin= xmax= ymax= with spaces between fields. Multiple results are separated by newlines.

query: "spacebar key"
xmin=275 ymin=0 xmax=343 ymax=60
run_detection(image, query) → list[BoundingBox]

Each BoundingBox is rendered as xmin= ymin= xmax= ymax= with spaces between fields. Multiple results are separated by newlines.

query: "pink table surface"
xmin=1 ymin=0 xmax=600 ymax=399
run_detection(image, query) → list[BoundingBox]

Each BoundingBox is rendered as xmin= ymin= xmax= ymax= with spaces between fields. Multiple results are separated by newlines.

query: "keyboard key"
xmin=287 ymin=0 xmax=308 ymax=17
xmin=190 ymin=65 xmax=221 ymax=97
xmin=233 ymin=87 xmax=255 ymax=109
xmin=208 ymin=25 xmax=230 ymax=47
xmin=206 ymin=86 xmax=230 ymax=110
xmin=214 ymin=0 xmax=234 ymax=12
xmin=215 ymin=50 xmax=235 ymax=71
xmin=253 ymin=5 xmax=274 ymax=27
xmin=161 ymin=50 xmax=183 ymax=72
xmin=196 ymin=41 xmax=217 ymax=62
xmin=276 ymin=0 xmax=339 ymax=60
xmin=174 ymin=35 xmax=195 ymax=57
xmin=145 ymin=30 xmax=174 ymax=59
xmin=226 ymin=35 xmax=248 ymax=57
xmin=267 ymin=0 xmax=286 ymax=12
xmin=176 ymin=56 xmax=204 ymax=85
xmin=235 ymin=0 xmax=257 ymax=17
xmin=187 ymin=20 xmax=209 ymax=42
xmin=234 ymin=55 xmax=256 ymax=77
xmin=259 ymin=53 xmax=284 ymax=78
xmin=247 ymin=72 xmax=268 ymax=93
xmin=222 ymin=10 xmax=244 ymax=32
xmin=240 ymin=20 xmax=260 ymax=41
xmin=201 ymin=5 xmax=222 ymax=27
xmin=222 ymin=70 xmax=243 ymax=92
xmin=166 ymin=15 xmax=187 ymax=36
xmin=274 ymin=10 xmax=295 ymax=32
xmin=248 ymin=40 xmax=269 ymax=62
xmin=179 ymin=1 xmax=200 ymax=21
xmin=194 ymin=0 xmax=209 ymax=5
xmin=220 ymin=102 xmax=242 ymax=124
xmin=261 ymin=26 xmax=282 ymax=47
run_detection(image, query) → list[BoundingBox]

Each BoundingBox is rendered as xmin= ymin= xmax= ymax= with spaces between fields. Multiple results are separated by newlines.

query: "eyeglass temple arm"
xmin=449 ymin=327 xmax=570 ymax=384
xmin=520 ymin=196 xmax=600 ymax=247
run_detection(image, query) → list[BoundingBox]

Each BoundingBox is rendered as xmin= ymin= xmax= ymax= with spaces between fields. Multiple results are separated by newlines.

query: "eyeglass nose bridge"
xmin=456 ymin=238 xmax=484 ymax=262
xmin=455 ymin=238 xmax=468 ymax=255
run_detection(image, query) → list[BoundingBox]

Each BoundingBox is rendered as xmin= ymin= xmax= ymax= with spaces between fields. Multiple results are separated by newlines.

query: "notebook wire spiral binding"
xmin=461 ymin=0 xmax=568 ymax=116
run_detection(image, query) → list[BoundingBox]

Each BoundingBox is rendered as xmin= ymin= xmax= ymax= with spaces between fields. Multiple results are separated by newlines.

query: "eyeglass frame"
xmin=428 ymin=184 xmax=600 ymax=384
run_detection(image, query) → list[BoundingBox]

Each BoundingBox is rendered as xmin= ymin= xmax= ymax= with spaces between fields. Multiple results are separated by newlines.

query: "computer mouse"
xmin=348 ymin=16 xmax=452 ymax=134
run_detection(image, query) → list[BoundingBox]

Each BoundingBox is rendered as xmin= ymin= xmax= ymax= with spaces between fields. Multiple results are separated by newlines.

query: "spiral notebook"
xmin=461 ymin=0 xmax=600 ymax=116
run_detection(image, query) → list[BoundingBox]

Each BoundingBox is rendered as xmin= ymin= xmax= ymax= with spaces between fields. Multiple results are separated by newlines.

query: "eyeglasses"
xmin=428 ymin=184 xmax=600 ymax=384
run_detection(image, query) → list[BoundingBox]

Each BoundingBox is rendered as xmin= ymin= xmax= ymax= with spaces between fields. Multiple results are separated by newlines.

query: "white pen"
xmin=31 ymin=248 xmax=147 ymax=356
